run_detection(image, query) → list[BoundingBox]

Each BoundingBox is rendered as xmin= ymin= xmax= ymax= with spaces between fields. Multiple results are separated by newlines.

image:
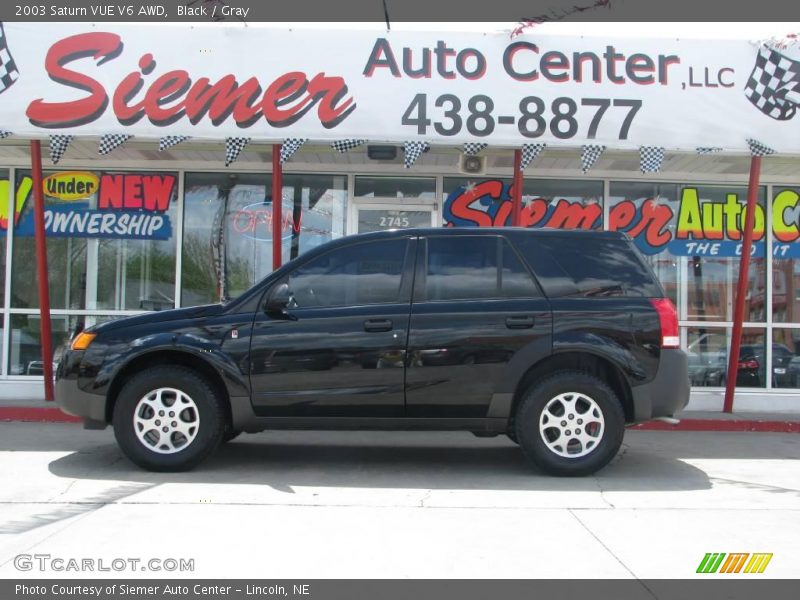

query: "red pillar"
xmin=723 ymin=155 xmax=762 ymax=413
xmin=30 ymin=140 xmax=55 ymax=401
xmin=511 ymin=150 xmax=524 ymax=226
xmin=272 ymin=144 xmax=283 ymax=270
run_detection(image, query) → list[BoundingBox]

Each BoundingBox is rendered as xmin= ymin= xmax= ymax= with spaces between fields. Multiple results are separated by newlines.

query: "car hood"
xmin=90 ymin=304 xmax=226 ymax=334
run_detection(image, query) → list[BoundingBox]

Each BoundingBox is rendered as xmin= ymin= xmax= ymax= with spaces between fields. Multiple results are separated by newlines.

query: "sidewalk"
xmin=1 ymin=398 xmax=798 ymax=432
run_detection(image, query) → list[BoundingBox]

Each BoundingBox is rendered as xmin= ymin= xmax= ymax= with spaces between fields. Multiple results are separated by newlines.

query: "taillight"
xmin=738 ymin=358 xmax=759 ymax=370
xmin=650 ymin=298 xmax=679 ymax=348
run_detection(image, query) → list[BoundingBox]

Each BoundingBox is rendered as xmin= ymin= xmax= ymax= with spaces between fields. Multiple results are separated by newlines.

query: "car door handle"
xmin=364 ymin=319 xmax=393 ymax=332
xmin=505 ymin=316 xmax=535 ymax=329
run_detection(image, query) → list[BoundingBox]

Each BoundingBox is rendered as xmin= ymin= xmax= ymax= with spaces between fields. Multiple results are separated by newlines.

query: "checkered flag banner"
xmin=98 ymin=134 xmax=131 ymax=155
xmin=519 ymin=143 xmax=546 ymax=171
xmin=0 ymin=23 xmax=20 ymax=96
xmin=0 ymin=130 xmax=11 ymax=139
xmin=744 ymin=45 xmax=800 ymax=121
xmin=49 ymin=135 xmax=72 ymax=164
xmin=640 ymin=146 xmax=666 ymax=173
xmin=463 ymin=143 xmax=488 ymax=156
xmin=581 ymin=144 xmax=605 ymax=173
xmin=225 ymin=137 xmax=250 ymax=166
xmin=331 ymin=139 xmax=366 ymax=153
xmin=403 ymin=141 xmax=429 ymax=168
xmin=747 ymin=138 xmax=777 ymax=157
xmin=280 ymin=138 xmax=307 ymax=164
xmin=696 ymin=147 xmax=723 ymax=155
xmin=159 ymin=135 xmax=190 ymax=151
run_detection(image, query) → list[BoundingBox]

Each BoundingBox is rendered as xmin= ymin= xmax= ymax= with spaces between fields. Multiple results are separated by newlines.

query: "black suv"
xmin=56 ymin=228 xmax=689 ymax=476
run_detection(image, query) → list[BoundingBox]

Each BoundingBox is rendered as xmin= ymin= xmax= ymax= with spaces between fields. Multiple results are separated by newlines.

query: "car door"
xmin=248 ymin=236 xmax=415 ymax=417
xmin=405 ymin=234 xmax=552 ymax=418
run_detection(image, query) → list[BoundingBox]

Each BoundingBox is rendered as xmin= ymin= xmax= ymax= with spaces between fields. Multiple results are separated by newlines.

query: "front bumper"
xmin=630 ymin=349 xmax=690 ymax=422
xmin=55 ymin=376 xmax=107 ymax=428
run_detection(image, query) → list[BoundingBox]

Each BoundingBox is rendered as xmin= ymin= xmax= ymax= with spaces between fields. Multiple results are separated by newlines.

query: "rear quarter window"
xmin=513 ymin=235 xmax=663 ymax=298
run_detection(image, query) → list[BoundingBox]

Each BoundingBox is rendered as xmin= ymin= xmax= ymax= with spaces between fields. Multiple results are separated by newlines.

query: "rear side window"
xmin=514 ymin=235 xmax=662 ymax=298
xmin=287 ymin=239 xmax=408 ymax=308
xmin=421 ymin=236 xmax=539 ymax=301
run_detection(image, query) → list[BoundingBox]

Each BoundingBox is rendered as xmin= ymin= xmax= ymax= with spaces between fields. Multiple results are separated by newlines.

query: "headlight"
xmin=70 ymin=331 xmax=97 ymax=351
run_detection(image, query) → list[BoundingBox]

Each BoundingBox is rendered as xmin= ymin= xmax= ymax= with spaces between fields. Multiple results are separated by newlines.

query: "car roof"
xmin=346 ymin=227 xmax=629 ymax=241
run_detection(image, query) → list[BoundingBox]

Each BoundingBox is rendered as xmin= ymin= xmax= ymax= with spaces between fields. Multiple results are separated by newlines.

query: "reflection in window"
xmin=182 ymin=173 xmax=346 ymax=306
xmin=8 ymin=314 xmax=116 ymax=376
xmin=609 ymin=182 xmax=679 ymax=306
xmin=772 ymin=187 xmax=800 ymax=323
xmin=685 ymin=326 xmax=765 ymax=388
xmin=425 ymin=236 xmax=538 ymax=301
xmin=354 ymin=176 xmax=435 ymax=198
xmin=288 ymin=239 xmax=407 ymax=308
xmin=11 ymin=170 xmax=178 ymax=314
xmin=772 ymin=328 xmax=800 ymax=389
xmin=681 ymin=186 xmax=766 ymax=322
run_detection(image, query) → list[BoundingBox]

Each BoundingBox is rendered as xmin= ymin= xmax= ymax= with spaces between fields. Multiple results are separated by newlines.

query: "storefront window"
xmin=443 ymin=177 xmax=603 ymax=229
xmin=608 ymin=182 xmax=679 ymax=307
xmin=182 ymin=173 xmax=346 ymax=306
xmin=686 ymin=326 xmax=766 ymax=388
xmin=7 ymin=314 xmax=116 ymax=376
xmin=354 ymin=176 xmax=435 ymax=198
xmin=681 ymin=186 xmax=767 ymax=322
xmin=771 ymin=186 xmax=800 ymax=323
xmin=10 ymin=170 xmax=178 ymax=311
xmin=771 ymin=328 xmax=800 ymax=389
xmin=0 ymin=168 xmax=8 ymax=308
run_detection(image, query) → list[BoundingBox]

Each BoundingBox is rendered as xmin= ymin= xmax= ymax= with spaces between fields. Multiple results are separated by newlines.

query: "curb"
xmin=632 ymin=419 xmax=800 ymax=433
xmin=0 ymin=407 xmax=799 ymax=432
xmin=0 ymin=407 xmax=82 ymax=423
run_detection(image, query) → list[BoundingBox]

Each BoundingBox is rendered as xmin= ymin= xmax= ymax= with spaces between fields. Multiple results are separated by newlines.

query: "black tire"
xmin=113 ymin=366 xmax=226 ymax=472
xmin=514 ymin=370 xmax=625 ymax=476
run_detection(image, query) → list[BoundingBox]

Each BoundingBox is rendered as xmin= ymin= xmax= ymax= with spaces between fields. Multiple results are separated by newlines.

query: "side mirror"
xmin=266 ymin=283 xmax=293 ymax=314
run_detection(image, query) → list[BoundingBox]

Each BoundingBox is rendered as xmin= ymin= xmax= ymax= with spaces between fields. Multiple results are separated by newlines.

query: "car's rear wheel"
xmin=514 ymin=371 xmax=624 ymax=476
xmin=113 ymin=366 xmax=226 ymax=471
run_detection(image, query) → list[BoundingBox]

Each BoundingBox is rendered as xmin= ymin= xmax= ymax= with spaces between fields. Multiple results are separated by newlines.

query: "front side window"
xmin=286 ymin=239 xmax=408 ymax=309
xmin=423 ymin=236 xmax=538 ymax=301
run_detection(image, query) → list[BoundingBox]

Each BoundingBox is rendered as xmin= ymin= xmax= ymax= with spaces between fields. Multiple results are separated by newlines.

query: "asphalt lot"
xmin=0 ymin=423 xmax=798 ymax=579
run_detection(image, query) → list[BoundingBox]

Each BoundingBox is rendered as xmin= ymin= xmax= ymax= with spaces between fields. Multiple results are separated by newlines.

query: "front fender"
xmin=87 ymin=331 xmax=250 ymax=399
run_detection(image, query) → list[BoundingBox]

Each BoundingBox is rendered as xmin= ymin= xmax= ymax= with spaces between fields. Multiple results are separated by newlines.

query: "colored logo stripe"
xmin=697 ymin=553 xmax=726 ymax=573
xmin=744 ymin=553 xmax=773 ymax=573
xmin=720 ymin=553 xmax=749 ymax=573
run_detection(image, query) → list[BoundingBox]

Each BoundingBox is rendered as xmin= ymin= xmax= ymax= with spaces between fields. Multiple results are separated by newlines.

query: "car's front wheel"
xmin=514 ymin=371 xmax=625 ymax=476
xmin=113 ymin=366 xmax=226 ymax=471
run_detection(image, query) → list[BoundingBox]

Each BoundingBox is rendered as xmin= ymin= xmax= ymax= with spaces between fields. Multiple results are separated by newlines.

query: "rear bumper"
xmin=630 ymin=349 xmax=690 ymax=422
xmin=55 ymin=376 xmax=107 ymax=428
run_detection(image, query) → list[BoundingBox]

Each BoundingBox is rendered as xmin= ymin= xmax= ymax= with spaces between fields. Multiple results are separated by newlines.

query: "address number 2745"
xmin=401 ymin=93 xmax=642 ymax=140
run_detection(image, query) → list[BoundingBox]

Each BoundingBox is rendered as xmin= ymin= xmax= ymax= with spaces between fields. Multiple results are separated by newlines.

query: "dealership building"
xmin=0 ymin=23 xmax=798 ymax=410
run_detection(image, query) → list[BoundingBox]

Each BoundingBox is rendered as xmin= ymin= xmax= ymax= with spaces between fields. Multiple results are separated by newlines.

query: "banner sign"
xmin=0 ymin=24 xmax=798 ymax=151
xmin=444 ymin=180 xmax=800 ymax=257
xmin=1 ymin=170 xmax=176 ymax=240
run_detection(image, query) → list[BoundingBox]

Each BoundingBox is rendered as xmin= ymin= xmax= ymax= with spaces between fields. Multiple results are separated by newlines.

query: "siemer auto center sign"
xmin=0 ymin=23 xmax=798 ymax=151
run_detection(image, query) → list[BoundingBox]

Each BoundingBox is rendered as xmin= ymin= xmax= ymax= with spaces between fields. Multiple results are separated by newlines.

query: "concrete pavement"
xmin=0 ymin=423 xmax=798 ymax=578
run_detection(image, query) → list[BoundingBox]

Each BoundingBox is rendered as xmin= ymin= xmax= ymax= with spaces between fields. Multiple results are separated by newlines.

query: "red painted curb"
xmin=632 ymin=419 xmax=800 ymax=433
xmin=0 ymin=407 xmax=82 ymax=423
